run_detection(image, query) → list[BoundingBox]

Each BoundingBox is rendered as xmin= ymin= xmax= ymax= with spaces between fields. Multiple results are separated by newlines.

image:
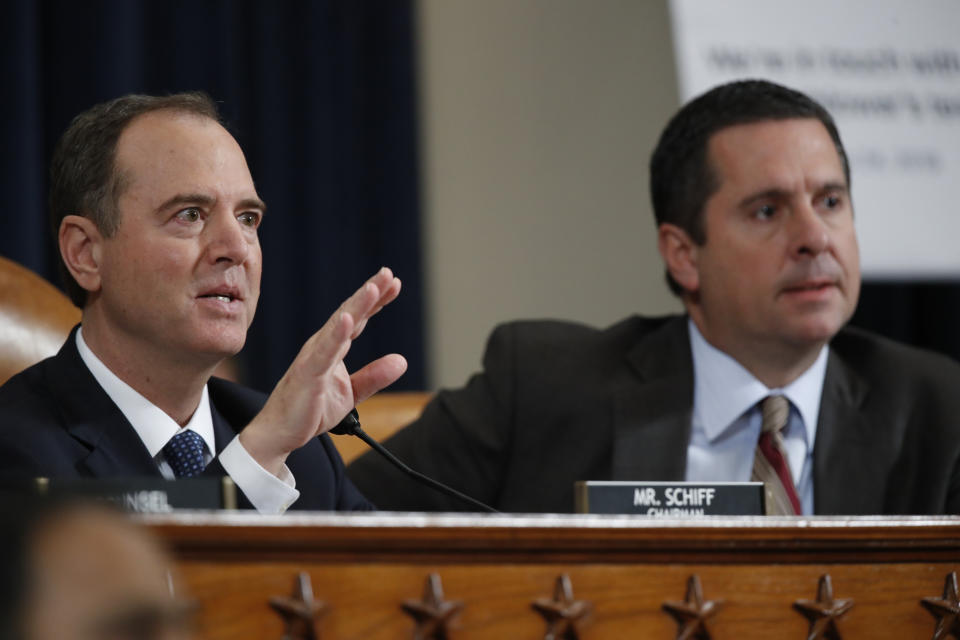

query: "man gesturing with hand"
xmin=0 ymin=92 xmax=405 ymax=513
xmin=242 ymin=269 xmax=407 ymax=480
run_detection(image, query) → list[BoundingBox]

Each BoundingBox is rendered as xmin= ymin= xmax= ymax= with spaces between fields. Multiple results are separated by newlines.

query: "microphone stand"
xmin=332 ymin=410 xmax=500 ymax=514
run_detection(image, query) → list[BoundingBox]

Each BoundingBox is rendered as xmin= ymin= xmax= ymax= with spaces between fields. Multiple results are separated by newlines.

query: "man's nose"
xmin=789 ymin=202 xmax=830 ymax=257
xmin=205 ymin=210 xmax=250 ymax=264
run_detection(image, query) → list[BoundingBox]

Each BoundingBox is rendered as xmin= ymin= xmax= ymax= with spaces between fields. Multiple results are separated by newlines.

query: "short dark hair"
xmin=649 ymin=79 xmax=850 ymax=296
xmin=49 ymin=92 xmax=222 ymax=306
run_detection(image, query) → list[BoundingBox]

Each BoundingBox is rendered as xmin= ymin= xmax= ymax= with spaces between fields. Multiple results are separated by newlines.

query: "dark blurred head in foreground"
xmin=1 ymin=496 xmax=193 ymax=640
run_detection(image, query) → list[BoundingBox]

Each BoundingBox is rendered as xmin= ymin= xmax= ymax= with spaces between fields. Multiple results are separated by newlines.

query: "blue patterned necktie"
xmin=162 ymin=429 xmax=207 ymax=478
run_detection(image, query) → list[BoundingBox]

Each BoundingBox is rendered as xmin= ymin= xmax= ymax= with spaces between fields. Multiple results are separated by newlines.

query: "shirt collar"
xmin=688 ymin=318 xmax=827 ymax=449
xmin=75 ymin=327 xmax=216 ymax=458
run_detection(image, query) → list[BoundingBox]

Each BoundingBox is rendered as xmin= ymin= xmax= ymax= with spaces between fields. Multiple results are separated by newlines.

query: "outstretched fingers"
xmin=306 ymin=312 xmax=355 ymax=376
xmin=243 ymin=268 xmax=406 ymax=470
xmin=300 ymin=268 xmax=401 ymax=379
xmin=343 ymin=268 xmax=401 ymax=339
xmin=349 ymin=354 xmax=408 ymax=404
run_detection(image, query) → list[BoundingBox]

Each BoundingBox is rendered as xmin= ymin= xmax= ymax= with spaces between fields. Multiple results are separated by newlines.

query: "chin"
xmin=786 ymin=317 xmax=846 ymax=347
xmin=195 ymin=319 xmax=248 ymax=348
xmin=188 ymin=333 xmax=247 ymax=361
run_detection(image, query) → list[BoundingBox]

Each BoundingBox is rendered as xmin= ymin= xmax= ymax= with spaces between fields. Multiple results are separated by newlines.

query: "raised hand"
xmin=239 ymin=268 xmax=407 ymax=475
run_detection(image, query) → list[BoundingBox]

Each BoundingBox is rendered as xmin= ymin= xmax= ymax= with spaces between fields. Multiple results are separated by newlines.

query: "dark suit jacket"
xmin=0 ymin=328 xmax=371 ymax=511
xmin=347 ymin=315 xmax=960 ymax=514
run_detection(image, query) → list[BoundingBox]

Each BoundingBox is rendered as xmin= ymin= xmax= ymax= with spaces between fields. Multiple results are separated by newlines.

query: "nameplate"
xmin=574 ymin=481 xmax=764 ymax=516
xmin=34 ymin=476 xmax=237 ymax=512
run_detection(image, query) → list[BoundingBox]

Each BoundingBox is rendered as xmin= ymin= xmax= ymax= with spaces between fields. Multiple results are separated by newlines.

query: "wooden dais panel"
xmin=143 ymin=512 xmax=960 ymax=639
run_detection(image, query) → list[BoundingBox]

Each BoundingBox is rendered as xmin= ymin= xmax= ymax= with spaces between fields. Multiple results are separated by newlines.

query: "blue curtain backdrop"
xmin=1 ymin=0 xmax=425 ymax=392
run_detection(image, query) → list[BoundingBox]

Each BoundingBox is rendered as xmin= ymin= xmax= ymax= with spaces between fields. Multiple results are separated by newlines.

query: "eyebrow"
xmin=737 ymin=182 xmax=848 ymax=208
xmin=239 ymin=197 xmax=268 ymax=213
xmin=156 ymin=193 xmax=267 ymax=214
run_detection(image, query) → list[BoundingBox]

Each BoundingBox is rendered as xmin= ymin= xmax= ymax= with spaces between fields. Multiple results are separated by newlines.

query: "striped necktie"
xmin=751 ymin=395 xmax=802 ymax=515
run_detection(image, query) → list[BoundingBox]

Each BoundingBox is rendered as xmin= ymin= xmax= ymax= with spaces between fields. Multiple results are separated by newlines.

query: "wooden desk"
xmin=144 ymin=512 xmax=960 ymax=639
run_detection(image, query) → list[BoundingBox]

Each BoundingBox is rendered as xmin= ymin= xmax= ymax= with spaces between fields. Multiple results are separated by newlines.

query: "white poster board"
xmin=669 ymin=0 xmax=960 ymax=278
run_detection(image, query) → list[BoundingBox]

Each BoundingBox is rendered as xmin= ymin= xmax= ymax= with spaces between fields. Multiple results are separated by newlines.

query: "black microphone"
xmin=330 ymin=409 xmax=363 ymax=436
xmin=330 ymin=409 xmax=499 ymax=514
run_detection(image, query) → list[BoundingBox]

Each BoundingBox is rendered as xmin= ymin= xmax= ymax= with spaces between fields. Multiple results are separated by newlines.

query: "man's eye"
xmin=754 ymin=204 xmax=776 ymax=220
xmin=238 ymin=212 xmax=260 ymax=228
xmin=822 ymin=194 xmax=842 ymax=209
xmin=175 ymin=207 xmax=201 ymax=222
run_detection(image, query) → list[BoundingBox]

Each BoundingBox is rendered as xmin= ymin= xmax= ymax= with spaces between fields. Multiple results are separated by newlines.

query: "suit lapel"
xmin=611 ymin=318 xmax=693 ymax=481
xmin=208 ymin=377 xmax=266 ymax=450
xmin=208 ymin=395 xmax=241 ymax=452
xmin=813 ymin=348 xmax=886 ymax=513
xmin=46 ymin=328 xmax=161 ymax=477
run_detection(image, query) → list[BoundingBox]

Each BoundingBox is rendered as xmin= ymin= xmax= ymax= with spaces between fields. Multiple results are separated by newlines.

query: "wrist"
xmin=238 ymin=424 xmax=288 ymax=477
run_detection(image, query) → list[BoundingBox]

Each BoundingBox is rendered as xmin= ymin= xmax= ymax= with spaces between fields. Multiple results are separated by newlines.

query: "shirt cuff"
xmin=219 ymin=436 xmax=300 ymax=514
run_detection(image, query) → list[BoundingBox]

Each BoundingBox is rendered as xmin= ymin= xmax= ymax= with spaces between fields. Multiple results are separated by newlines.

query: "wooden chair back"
xmin=0 ymin=256 xmax=80 ymax=385
xmin=335 ymin=391 xmax=432 ymax=463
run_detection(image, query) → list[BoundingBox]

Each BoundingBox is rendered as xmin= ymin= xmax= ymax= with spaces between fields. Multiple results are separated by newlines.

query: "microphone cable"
xmin=332 ymin=409 xmax=500 ymax=514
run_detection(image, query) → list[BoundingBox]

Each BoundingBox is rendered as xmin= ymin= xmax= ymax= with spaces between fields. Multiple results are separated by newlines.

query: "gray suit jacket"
xmin=347 ymin=315 xmax=960 ymax=514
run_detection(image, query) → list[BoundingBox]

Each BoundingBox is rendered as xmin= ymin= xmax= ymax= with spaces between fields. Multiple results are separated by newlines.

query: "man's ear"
xmin=657 ymin=223 xmax=700 ymax=293
xmin=59 ymin=215 xmax=104 ymax=295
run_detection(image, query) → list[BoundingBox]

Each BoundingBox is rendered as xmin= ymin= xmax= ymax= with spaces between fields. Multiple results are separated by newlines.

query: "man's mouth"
xmin=780 ymin=279 xmax=838 ymax=299
xmin=785 ymin=281 xmax=833 ymax=292
xmin=198 ymin=288 xmax=242 ymax=303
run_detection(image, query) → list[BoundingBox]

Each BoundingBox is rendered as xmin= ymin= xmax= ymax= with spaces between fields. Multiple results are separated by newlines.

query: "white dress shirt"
xmin=685 ymin=319 xmax=828 ymax=514
xmin=76 ymin=328 xmax=299 ymax=514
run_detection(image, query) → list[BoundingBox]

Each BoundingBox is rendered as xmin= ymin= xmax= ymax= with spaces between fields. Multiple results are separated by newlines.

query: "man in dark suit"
xmin=0 ymin=93 xmax=407 ymax=512
xmin=347 ymin=80 xmax=960 ymax=515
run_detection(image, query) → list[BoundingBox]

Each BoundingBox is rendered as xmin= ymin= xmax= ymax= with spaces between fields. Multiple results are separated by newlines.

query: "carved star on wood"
xmin=661 ymin=574 xmax=724 ymax=640
xmin=921 ymin=572 xmax=960 ymax=640
xmin=531 ymin=574 xmax=592 ymax=640
xmin=793 ymin=574 xmax=854 ymax=640
xmin=400 ymin=573 xmax=464 ymax=640
xmin=268 ymin=572 xmax=328 ymax=640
